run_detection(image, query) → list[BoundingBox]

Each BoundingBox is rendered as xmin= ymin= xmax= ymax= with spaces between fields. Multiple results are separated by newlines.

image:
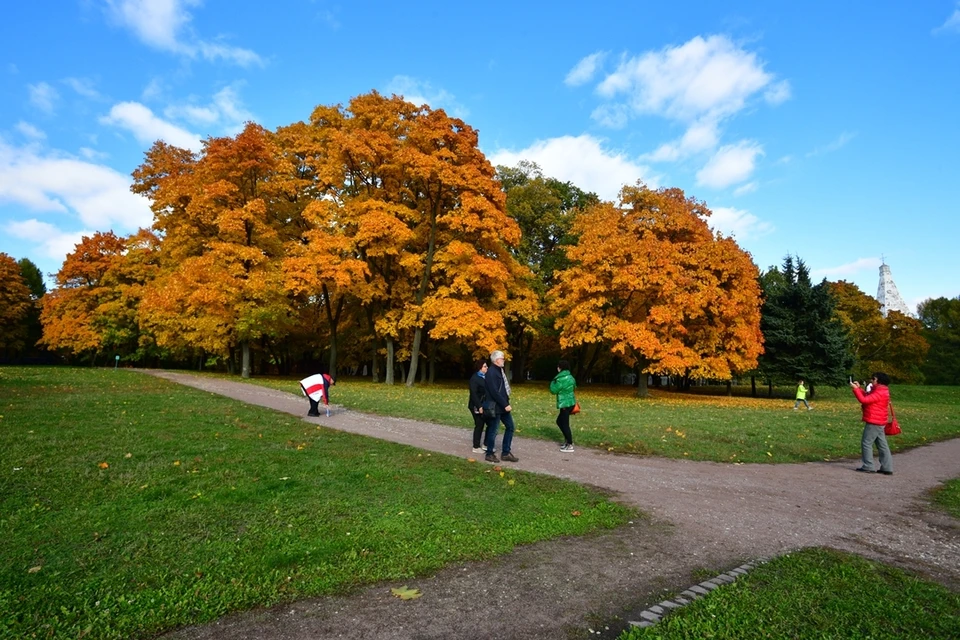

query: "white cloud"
xmin=732 ymin=181 xmax=758 ymax=196
xmin=595 ymin=35 xmax=783 ymax=123
xmin=933 ymin=3 xmax=960 ymax=34
xmin=384 ymin=76 xmax=468 ymax=118
xmin=79 ymin=147 xmax=110 ymax=161
xmin=105 ymin=0 xmax=263 ymax=66
xmin=489 ymin=134 xmax=654 ymax=202
xmin=163 ymin=85 xmax=253 ymax=134
xmin=64 ymin=77 xmax=102 ymax=100
xmin=565 ymin=52 xmax=606 ymax=87
xmin=4 ymin=219 xmax=92 ymax=262
xmin=0 ymin=139 xmax=153 ymax=230
xmin=811 ymin=257 xmax=882 ymax=279
xmin=100 ymin=101 xmax=202 ymax=151
xmin=590 ymin=103 xmax=630 ymax=129
xmin=696 ymin=140 xmax=764 ymax=189
xmin=764 ymin=79 xmax=792 ymax=105
xmin=806 ymin=131 xmax=856 ymax=157
xmin=141 ymin=77 xmax=166 ymax=101
xmin=644 ymin=119 xmax=719 ymax=162
xmin=28 ymin=82 xmax=59 ymax=114
xmin=708 ymin=206 xmax=773 ymax=240
xmin=16 ymin=122 xmax=46 ymax=140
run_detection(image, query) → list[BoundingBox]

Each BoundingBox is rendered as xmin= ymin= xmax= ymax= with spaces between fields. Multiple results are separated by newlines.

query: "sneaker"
xmin=501 ymin=453 xmax=519 ymax=462
xmin=307 ymin=411 xmax=320 ymax=417
xmin=560 ymin=444 xmax=575 ymax=452
xmin=484 ymin=453 xmax=500 ymax=463
xmin=792 ymin=407 xmax=798 ymax=411
xmin=855 ymin=467 xmax=876 ymax=473
xmin=807 ymin=407 xmax=813 ymax=411
xmin=471 ymin=447 xmax=485 ymax=454
xmin=879 ymin=470 xmax=893 ymax=475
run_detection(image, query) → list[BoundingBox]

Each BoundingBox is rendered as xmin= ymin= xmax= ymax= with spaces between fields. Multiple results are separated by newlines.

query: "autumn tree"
xmin=304 ymin=92 xmax=533 ymax=385
xmin=39 ymin=231 xmax=158 ymax=362
xmin=918 ymin=296 xmax=960 ymax=385
xmin=0 ymin=253 xmax=33 ymax=357
xmin=830 ymin=280 xmax=928 ymax=383
xmin=549 ymin=184 xmax=764 ymax=397
xmin=756 ymin=256 xmax=853 ymax=395
xmin=134 ymin=123 xmax=299 ymax=378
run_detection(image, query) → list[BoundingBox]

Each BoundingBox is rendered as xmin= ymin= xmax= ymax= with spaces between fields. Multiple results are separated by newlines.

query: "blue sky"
xmin=2 ymin=1 xmax=958 ymax=313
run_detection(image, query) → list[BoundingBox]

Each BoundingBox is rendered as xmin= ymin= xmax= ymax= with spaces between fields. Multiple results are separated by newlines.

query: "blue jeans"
xmin=485 ymin=411 xmax=515 ymax=456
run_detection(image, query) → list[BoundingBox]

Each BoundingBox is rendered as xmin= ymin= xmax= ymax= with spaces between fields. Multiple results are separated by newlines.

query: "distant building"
xmin=876 ymin=263 xmax=912 ymax=317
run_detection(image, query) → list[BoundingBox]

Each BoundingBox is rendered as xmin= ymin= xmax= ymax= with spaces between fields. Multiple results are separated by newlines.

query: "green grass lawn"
xmin=242 ymin=375 xmax=960 ymax=463
xmin=0 ymin=367 xmax=635 ymax=640
xmin=618 ymin=547 xmax=960 ymax=639
xmin=931 ymin=478 xmax=960 ymax=519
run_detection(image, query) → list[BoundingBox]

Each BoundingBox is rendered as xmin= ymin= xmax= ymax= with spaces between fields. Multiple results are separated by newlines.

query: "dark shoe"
xmin=855 ymin=467 xmax=876 ymax=473
xmin=307 ymin=412 xmax=321 ymax=417
xmin=879 ymin=470 xmax=893 ymax=475
xmin=484 ymin=453 xmax=500 ymax=463
xmin=501 ymin=453 xmax=519 ymax=462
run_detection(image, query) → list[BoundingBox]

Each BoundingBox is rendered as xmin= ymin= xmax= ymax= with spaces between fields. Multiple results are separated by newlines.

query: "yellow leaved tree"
xmin=549 ymin=184 xmax=764 ymax=396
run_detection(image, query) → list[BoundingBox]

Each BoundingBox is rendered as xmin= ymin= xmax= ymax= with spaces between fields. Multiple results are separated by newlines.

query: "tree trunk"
xmin=751 ymin=375 xmax=757 ymax=397
xmin=385 ymin=338 xmax=395 ymax=385
xmin=636 ymin=371 xmax=649 ymax=398
xmin=322 ymin=285 xmax=345 ymax=379
xmin=428 ymin=340 xmax=437 ymax=384
xmin=241 ymin=341 xmax=251 ymax=379
xmin=768 ymin=380 xmax=773 ymax=397
xmin=726 ymin=380 xmax=732 ymax=396
xmin=406 ymin=327 xmax=423 ymax=387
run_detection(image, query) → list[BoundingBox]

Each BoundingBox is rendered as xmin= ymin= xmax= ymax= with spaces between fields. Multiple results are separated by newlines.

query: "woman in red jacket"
xmin=851 ymin=372 xmax=893 ymax=475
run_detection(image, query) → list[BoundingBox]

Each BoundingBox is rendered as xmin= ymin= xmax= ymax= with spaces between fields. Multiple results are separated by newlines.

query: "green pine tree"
xmin=757 ymin=255 xmax=853 ymax=397
xmin=918 ymin=296 xmax=960 ymax=385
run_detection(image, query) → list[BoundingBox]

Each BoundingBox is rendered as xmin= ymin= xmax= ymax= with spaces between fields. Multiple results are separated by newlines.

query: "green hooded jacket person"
xmin=549 ymin=360 xmax=577 ymax=451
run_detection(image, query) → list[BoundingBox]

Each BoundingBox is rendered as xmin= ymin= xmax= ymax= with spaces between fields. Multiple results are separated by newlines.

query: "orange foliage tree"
xmin=133 ymin=124 xmax=298 ymax=377
xmin=0 ymin=253 xmax=33 ymax=355
xmin=303 ymin=92 xmax=534 ymax=385
xmin=549 ymin=184 xmax=764 ymax=396
xmin=39 ymin=231 xmax=159 ymax=362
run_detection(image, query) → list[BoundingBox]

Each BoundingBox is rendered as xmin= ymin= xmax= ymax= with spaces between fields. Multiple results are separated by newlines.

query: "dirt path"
xmin=147 ymin=371 xmax=960 ymax=640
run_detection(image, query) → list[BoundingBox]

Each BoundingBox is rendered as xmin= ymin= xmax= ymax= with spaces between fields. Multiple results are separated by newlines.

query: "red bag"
xmin=570 ymin=401 xmax=581 ymax=415
xmin=885 ymin=403 xmax=901 ymax=436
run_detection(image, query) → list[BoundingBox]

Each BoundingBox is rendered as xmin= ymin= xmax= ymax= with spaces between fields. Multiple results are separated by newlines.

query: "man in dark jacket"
xmin=483 ymin=350 xmax=519 ymax=463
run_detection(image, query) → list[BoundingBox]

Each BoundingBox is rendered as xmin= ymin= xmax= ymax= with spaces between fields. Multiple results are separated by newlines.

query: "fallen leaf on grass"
xmin=98 ymin=462 xmax=109 ymax=469
xmin=571 ymin=510 xmax=581 ymax=517
xmin=28 ymin=566 xmax=42 ymax=573
xmin=467 ymin=458 xmax=477 ymax=463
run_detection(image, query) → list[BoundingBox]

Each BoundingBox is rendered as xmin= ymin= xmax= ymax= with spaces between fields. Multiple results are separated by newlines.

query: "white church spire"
xmin=876 ymin=261 xmax=911 ymax=317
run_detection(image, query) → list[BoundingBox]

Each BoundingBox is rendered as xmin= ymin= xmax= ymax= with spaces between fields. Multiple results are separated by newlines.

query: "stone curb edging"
xmin=626 ymin=558 xmax=769 ymax=630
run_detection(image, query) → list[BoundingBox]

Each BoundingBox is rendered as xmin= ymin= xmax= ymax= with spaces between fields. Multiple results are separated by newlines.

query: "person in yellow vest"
xmin=793 ymin=379 xmax=812 ymax=411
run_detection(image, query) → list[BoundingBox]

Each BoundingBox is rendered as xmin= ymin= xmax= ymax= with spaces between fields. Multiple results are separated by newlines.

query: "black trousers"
xmin=471 ymin=410 xmax=488 ymax=448
xmin=308 ymin=397 xmax=321 ymax=416
xmin=556 ymin=406 xmax=573 ymax=445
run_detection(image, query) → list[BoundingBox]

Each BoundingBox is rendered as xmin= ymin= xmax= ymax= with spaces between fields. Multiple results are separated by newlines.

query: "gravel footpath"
xmin=145 ymin=371 xmax=960 ymax=640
